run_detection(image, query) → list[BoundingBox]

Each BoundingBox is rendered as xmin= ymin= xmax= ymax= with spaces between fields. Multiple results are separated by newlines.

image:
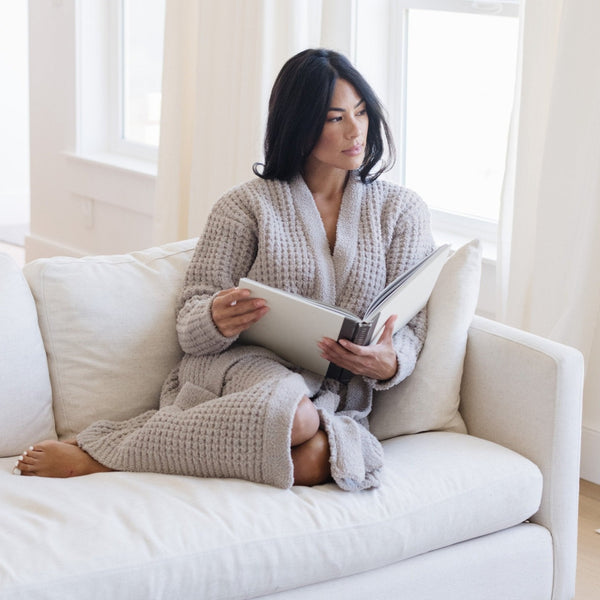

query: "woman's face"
xmin=306 ymin=78 xmax=369 ymax=176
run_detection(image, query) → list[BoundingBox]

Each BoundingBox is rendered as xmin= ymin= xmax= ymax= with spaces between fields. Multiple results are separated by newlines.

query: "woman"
xmin=15 ymin=49 xmax=435 ymax=491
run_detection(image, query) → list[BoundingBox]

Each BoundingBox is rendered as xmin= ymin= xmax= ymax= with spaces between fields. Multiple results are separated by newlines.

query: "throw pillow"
xmin=369 ymin=239 xmax=482 ymax=440
xmin=23 ymin=239 xmax=197 ymax=440
xmin=0 ymin=253 xmax=56 ymax=455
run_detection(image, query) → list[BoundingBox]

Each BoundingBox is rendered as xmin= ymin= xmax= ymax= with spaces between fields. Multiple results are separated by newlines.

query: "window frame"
xmin=107 ymin=0 xmax=163 ymax=162
xmin=391 ymin=0 xmax=518 ymax=17
xmin=356 ymin=0 xmax=519 ymax=256
xmin=75 ymin=0 xmax=161 ymax=168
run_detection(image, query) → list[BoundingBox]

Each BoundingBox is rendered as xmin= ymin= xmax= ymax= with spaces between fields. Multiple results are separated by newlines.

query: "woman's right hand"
xmin=211 ymin=288 xmax=269 ymax=338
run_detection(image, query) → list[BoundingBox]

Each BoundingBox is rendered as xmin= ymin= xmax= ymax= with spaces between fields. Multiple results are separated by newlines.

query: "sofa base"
xmin=262 ymin=523 xmax=553 ymax=600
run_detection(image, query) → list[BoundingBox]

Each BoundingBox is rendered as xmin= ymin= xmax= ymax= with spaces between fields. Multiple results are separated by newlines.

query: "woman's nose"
xmin=345 ymin=116 xmax=361 ymax=138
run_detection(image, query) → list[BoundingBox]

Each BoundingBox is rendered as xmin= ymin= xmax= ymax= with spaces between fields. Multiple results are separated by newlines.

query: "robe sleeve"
xmin=176 ymin=196 xmax=258 ymax=356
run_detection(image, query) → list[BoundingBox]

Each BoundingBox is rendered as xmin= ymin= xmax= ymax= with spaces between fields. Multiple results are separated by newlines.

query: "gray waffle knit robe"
xmin=77 ymin=174 xmax=435 ymax=491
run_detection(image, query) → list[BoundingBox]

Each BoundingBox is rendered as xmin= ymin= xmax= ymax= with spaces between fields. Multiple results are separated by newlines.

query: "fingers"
xmin=212 ymin=288 xmax=269 ymax=338
xmin=318 ymin=314 xmax=399 ymax=380
xmin=320 ymin=338 xmax=397 ymax=380
xmin=318 ymin=337 xmax=369 ymax=375
xmin=379 ymin=314 xmax=398 ymax=342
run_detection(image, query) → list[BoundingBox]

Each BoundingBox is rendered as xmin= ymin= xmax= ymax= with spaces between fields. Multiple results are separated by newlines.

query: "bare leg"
xmin=290 ymin=396 xmax=331 ymax=486
xmin=291 ymin=395 xmax=320 ymax=446
xmin=292 ymin=430 xmax=331 ymax=486
xmin=14 ymin=397 xmax=326 ymax=482
xmin=15 ymin=440 xmax=113 ymax=478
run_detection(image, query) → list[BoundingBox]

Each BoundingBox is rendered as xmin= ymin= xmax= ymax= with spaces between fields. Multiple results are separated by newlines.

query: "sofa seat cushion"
xmin=0 ymin=432 xmax=542 ymax=600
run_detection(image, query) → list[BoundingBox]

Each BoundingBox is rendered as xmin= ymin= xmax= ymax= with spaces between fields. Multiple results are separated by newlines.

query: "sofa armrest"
xmin=460 ymin=315 xmax=583 ymax=600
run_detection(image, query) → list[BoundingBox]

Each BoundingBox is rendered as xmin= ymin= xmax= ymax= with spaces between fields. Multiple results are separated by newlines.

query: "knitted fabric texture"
xmin=78 ymin=174 xmax=435 ymax=491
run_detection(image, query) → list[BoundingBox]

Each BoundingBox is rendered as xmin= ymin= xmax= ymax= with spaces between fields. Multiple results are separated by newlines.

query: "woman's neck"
xmin=302 ymin=162 xmax=349 ymax=201
xmin=302 ymin=164 xmax=350 ymax=253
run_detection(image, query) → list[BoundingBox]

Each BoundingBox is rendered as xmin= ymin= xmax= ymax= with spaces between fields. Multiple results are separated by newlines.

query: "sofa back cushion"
xmin=23 ymin=239 xmax=197 ymax=440
xmin=0 ymin=253 xmax=56 ymax=455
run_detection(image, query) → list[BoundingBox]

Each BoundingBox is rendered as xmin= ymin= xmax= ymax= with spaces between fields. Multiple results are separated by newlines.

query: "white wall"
xmin=0 ymin=0 xmax=30 ymax=230
xmin=27 ymin=0 xmax=155 ymax=260
xmin=581 ymin=330 xmax=600 ymax=483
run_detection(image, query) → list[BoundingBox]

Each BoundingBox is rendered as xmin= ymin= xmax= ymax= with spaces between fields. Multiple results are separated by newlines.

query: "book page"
xmin=367 ymin=245 xmax=450 ymax=343
xmin=238 ymin=279 xmax=356 ymax=376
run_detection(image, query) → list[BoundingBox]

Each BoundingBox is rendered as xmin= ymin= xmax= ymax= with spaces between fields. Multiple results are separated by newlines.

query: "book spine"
xmin=336 ymin=321 xmax=375 ymax=384
xmin=353 ymin=321 xmax=376 ymax=345
xmin=325 ymin=318 xmax=360 ymax=381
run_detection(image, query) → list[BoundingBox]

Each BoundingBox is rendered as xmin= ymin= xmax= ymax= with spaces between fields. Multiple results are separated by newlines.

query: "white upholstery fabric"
xmin=0 ymin=432 xmax=542 ymax=600
xmin=261 ymin=524 xmax=553 ymax=600
xmin=0 ymin=254 xmax=55 ymax=456
xmin=23 ymin=240 xmax=197 ymax=439
xmin=370 ymin=239 xmax=482 ymax=439
xmin=460 ymin=315 xmax=584 ymax=600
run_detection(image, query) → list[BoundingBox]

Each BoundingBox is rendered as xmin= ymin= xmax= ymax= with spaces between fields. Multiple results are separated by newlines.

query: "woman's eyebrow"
xmin=328 ymin=98 xmax=366 ymax=112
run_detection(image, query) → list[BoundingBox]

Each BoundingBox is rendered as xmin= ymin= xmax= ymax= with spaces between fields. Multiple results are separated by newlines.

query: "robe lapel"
xmin=332 ymin=175 xmax=362 ymax=302
xmin=289 ymin=174 xmax=362 ymax=306
xmin=289 ymin=175 xmax=337 ymax=304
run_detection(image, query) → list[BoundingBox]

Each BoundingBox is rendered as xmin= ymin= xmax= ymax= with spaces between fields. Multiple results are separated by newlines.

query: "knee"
xmin=291 ymin=396 xmax=320 ymax=446
xmin=292 ymin=430 xmax=331 ymax=487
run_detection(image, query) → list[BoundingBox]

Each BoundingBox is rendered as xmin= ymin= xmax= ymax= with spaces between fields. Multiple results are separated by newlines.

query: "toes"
xmin=16 ymin=459 xmax=35 ymax=475
xmin=19 ymin=446 xmax=40 ymax=462
xmin=20 ymin=453 xmax=37 ymax=466
xmin=13 ymin=446 xmax=42 ymax=475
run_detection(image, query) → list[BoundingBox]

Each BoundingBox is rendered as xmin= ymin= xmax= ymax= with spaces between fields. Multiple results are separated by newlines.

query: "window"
xmin=355 ymin=0 xmax=519 ymax=241
xmin=75 ymin=0 xmax=165 ymax=164
xmin=404 ymin=7 xmax=518 ymax=222
xmin=114 ymin=0 xmax=165 ymax=159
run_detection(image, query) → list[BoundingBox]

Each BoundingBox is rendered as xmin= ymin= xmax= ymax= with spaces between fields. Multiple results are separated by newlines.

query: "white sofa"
xmin=0 ymin=240 xmax=583 ymax=600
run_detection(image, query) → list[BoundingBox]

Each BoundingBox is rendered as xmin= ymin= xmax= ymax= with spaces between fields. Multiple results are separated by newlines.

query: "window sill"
xmin=63 ymin=151 xmax=157 ymax=217
xmin=430 ymin=209 xmax=498 ymax=319
xmin=430 ymin=209 xmax=497 ymax=264
xmin=64 ymin=151 xmax=157 ymax=178
xmin=432 ymin=227 xmax=497 ymax=265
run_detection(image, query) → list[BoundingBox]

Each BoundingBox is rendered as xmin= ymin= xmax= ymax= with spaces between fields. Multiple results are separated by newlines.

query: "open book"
xmin=238 ymin=244 xmax=450 ymax=382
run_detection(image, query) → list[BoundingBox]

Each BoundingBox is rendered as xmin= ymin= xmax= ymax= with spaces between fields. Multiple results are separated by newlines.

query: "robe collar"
xmin=290 ymin=173 xmax=363 ymax=305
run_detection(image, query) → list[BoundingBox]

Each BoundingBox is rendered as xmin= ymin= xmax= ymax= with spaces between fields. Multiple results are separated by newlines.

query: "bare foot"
xmin=14 ymin=440 xmax=113 ymax=478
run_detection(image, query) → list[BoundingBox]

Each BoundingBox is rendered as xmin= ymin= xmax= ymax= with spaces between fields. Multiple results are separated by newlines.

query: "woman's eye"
xmin=356 ymin=108 xmax=367 ymax=117
xmin=327 ymin=116 xmax=342 ymax=123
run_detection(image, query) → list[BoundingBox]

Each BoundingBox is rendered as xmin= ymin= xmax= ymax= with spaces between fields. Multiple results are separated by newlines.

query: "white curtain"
xmin=499 ymin=0 xmax=600 ymax=477
xmin=154 ymin=0 xmax=355 ymax=244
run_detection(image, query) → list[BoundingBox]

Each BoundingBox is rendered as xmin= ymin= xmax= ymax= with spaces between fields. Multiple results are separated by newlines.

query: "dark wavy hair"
xmin=253 ymin=48 xmax=395 ymax=183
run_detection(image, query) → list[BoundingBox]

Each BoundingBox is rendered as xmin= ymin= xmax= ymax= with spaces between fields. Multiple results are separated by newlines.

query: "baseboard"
xmin=0 ymin=223 xmax=29 ymax=246
xmin=24 ymin=233 xmax=86 ymax=261
xmin=580 ymin=426 xmax=600 ymax=485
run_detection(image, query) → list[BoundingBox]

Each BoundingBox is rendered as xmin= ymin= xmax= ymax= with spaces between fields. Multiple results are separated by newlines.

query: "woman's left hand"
xmin=317 ymin=315 xmax=398 ymax=381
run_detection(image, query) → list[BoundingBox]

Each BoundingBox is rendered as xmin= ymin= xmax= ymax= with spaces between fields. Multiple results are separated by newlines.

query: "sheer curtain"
xmin=499 ymin=0 xmax=600 ymax=481
xmin=154 ymin=0 xmax=355 ymax=244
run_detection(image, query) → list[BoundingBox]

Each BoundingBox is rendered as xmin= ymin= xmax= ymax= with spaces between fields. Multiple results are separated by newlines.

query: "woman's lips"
xmin=343 ymin=144 xmax=364 ymax=156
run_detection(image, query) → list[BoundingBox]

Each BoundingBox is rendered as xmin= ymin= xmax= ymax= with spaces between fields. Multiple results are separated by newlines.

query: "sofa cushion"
xmin=23 ymin=239 xmax=197 ymax=439
xmin=0 ymin=253 xmax=56 ymax=456
xmin=369 ymin=239 xmax=482 ymax=439
xmin=0 ymin=432 xmax=542 ymax=599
